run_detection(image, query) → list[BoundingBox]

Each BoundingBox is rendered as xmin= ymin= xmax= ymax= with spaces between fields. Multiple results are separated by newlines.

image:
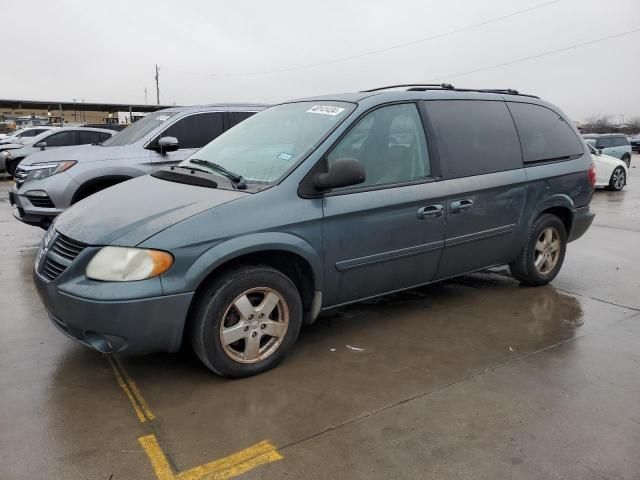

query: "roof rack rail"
xmin=361 ymin=83 xmax=455 ymax=92
xmin=361 ymin=84 xmax=539 ymax=98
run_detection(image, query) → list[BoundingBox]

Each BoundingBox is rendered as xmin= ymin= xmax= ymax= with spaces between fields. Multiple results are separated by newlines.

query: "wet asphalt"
xmin=1 ymin=157 xmax=639 ymax=479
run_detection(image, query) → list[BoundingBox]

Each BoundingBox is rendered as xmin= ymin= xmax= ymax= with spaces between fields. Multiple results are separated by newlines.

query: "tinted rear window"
xmin=507 ymin=102 xmax=583 ymax=163
xmin=425 ymin=100 xmax=522 ymax=178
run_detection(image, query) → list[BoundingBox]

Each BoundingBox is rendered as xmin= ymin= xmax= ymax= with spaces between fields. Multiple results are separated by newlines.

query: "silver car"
xmin=1 ymin=127 xmax=114 ymax=176
xmin=9 ymin=104 xmax=263 ymax=228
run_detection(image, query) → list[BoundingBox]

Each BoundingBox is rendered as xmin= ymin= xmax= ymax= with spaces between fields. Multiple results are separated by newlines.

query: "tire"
xmin=6 ymin=158 xmax=20 ymax=178
xmin=621 ymin=154 xmax=631 ymax=168
xmin=190 ymin=265 xmax=303 ymax=377
xmin=509 ymin=214 xmax=567 ymax=286
xmin=608 ymin=167 xmax=626 ymax=191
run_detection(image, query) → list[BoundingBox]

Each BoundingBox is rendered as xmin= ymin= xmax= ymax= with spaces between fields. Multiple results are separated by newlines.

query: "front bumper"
xmin=33 ymin=239 xmax=194 ymax=354
xmin=568 ymin=205 xmax=595 ymax=243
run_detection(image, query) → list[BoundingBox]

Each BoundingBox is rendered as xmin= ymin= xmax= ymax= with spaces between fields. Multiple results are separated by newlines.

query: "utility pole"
xmin=154 ymin=64 xmax=160 ymax=105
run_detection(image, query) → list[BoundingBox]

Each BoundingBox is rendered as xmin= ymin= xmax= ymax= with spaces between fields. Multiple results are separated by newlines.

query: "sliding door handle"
xmin=450 ymin=199 xmax=474 ymax=214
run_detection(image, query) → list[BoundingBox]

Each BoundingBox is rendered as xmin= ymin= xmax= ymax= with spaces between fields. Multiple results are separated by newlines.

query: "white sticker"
xmin=307 ymin=105 xmax=345 ymax=116
xmin=278 ymin=152 xmax=293 ymax=161
xmin=157 ymin=115 xmax=170 ymax=122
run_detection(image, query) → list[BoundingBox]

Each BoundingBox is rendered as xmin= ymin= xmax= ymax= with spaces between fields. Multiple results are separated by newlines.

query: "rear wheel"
xmin=621 ymin=154 xmax=631 ymax=168
xmin=509 ymin=214 xmax=567 ymax=286
xmin=190 ymin=265 xmax=302 ymax=377
xmin=608 ymin=167 xmax=626 ymax=191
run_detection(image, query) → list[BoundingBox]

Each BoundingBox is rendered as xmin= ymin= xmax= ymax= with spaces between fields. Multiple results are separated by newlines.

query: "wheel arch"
xmin=185 ymin=232 xmax=324 ymax=314
xmin=535 ymin=194 xmax=575 ymax=238
xmin=71 ymin=175 xmax=134 ymax=204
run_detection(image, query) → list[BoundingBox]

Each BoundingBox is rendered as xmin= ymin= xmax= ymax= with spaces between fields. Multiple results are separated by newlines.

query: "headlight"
xmin=86 ymin=247 xmax=174 ymax=281
xmin=28 ymin=161 xmax=77 ymax=180
xmin=1 ymin=151 xmax=10 ymax=157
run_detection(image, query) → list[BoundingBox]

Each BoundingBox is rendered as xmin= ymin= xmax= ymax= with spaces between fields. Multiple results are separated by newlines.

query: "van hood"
xmin=54 ymin=174 xmax=248 ymax=246
xmin=20 ymin=144 xmax=145 ymax=166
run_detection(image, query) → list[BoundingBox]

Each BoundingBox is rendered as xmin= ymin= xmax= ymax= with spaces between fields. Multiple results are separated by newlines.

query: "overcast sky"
xmin=3 ymin=0 xmax=639 ymax=121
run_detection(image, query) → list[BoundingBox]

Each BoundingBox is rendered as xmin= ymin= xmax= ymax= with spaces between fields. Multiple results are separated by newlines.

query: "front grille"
xmin=50 ymin=233 xmax=85 ymax=261
xmin=37 ymin=231 xmax=87 ymax=281
xmin=41 ymin=257 xmax=66 ymax=281
xmin=14 ymin=167 xmax=27 ymax=186
xmin=26 ymin=194 xmax=55 ymax=208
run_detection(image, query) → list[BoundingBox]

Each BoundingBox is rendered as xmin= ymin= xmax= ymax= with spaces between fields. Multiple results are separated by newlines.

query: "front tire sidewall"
xmin=192 ymin=267 xmax=302 ymax=378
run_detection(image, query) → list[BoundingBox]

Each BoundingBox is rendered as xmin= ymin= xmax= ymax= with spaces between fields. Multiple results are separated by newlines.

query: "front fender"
xmin=184 ymin=232 xmax=324 ymax=292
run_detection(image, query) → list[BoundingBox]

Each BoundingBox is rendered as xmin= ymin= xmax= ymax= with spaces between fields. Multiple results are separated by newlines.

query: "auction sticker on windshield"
xmin=307 ymin=105 xmax=345 ymax=116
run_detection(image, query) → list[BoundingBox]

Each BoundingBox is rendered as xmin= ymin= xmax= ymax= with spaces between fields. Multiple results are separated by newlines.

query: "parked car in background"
xmin=0 ymin=126 xmax=56 ymax=143
xmin=629 ymin=135 xmax=640 ymax=153
xmin=32 ymin=86 xmax=595 ymax=377
xmin=583 ymin=134 xmax=632 ymax=167
xmin=588 ymin=143 xmax=627 ymax=191
xmin=1 ymin=127 xmax=115 ymax=177
xmin=10 ymin=104 xmax=263 ymax=228
xmin=82 ymin=123 xmax=129 ymax=132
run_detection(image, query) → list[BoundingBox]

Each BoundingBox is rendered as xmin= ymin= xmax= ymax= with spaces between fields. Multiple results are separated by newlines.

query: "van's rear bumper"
xmin=569 ymin=205 xmax=595 ymax=242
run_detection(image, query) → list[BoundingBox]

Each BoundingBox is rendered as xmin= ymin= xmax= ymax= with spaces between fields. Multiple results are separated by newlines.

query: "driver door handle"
xmin=417 ymin=204 xmax=443 ymax=220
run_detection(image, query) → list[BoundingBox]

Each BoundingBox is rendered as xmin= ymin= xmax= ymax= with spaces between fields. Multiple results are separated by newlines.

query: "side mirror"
xmin=34 ymin=141 xmax=47 ymax=151
xmin=596 ymin=148 xmax=603 ymax=155
xmin=157 ymin=136 xmax=179 ymax=154
xmin=314 ymin=158 xmax=366 ymax=191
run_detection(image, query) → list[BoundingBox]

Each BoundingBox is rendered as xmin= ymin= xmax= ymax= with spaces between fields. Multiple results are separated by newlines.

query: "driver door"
xmin=321 ymin=103 xmax=446 ymax=306
xmin=149 ymin=112 xmax=225 ymax=169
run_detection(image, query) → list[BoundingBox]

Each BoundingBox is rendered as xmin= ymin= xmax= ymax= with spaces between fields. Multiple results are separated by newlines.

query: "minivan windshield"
xmin=179 ymin=101 xmax=354 ymax=183
xmin=102 ymin=111 xmax=176 ymax=147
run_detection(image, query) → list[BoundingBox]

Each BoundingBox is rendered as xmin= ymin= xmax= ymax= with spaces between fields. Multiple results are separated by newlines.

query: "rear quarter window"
xmin=507 ymin=102 xmax=583 ymax=163
xmin=425 ymin=100 xmax=522 ymax=178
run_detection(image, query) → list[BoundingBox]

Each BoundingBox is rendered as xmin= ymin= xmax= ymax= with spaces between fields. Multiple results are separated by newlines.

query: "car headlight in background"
xmin=28 ymin=161 xmax=77 ymax=180
xmin=86 ymin=246 xmax=174 ymax=281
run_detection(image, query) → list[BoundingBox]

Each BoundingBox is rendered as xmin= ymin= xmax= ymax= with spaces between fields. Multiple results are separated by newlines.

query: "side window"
xmin=161 ymin=112 xmax=224 ymax=149
xmin=22 ymin=129 xmax=42 ymax=138
xmin=44 ymin=131 xmax=78 ymax=147
xmin=614 ymin=137 xmax=629 ymax=147
xmin=76 ymin=131 xmax=101 ymax=145
xmin=427 ymin=100 xmax=522 ymax=178
xmin=327 ymin=103 xmax=430 ymax=187
xmin=597 ymin=137 xmax=612 ymax=149
xmin=98 ymin=132 xmax=112 ymax=143
xmin=507 ymin=102 xmax=583 ymax=163
xmin=228 ymin=111 xmax=255 ymax=129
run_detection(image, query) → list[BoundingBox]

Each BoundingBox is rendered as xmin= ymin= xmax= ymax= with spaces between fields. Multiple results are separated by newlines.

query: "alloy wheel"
xmin=612 ymin=168 xmax=625 ymax=190
xmin=219 ymin=287 xmax=289 ymax=363
xmin=534 ymin=227 xmax=561 ymax=275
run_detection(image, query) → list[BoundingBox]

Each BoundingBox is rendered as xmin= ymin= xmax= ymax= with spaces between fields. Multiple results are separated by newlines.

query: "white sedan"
xmin=588 ymin=143 xmax=628 ymax=191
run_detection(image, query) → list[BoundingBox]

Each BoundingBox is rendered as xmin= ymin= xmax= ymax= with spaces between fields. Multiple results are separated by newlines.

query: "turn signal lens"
xmin=86 ymin=247 xmax=174 ymax=282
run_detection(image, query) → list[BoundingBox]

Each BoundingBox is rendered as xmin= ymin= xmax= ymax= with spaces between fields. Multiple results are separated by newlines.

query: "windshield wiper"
xmin=174 ymin=165 xmax=212 ymax=175
xmin=190 ymin=159 xmax=246 ymax=189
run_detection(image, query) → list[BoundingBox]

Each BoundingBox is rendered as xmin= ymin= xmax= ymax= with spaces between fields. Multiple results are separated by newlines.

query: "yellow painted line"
xmin=139 ymin=434 xmax=283 ymax=480
xmin=139 ymin=434 xmax=175 ymax=480
xmin=113 ymin=357 xmax=156 ymax=421
xmin=107 ymin=356 xmax=146 ymax=423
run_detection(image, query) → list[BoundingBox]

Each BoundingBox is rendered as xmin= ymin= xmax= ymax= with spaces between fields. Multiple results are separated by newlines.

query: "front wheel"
xmin=6 ymin=158 xmax=20 ymax=177
xmin=608 ymin=167 xmax=626 ymax=191
xmin=509 ymin=214 xmax=567 ymax=286
xmin=190 ymin=265 xmax=302 ymax=377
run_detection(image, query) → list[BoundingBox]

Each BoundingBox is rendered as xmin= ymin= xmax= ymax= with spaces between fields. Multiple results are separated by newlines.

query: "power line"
xmin=426 ymin=27 xmax=640 ymax=82
xmin=170 ymin=0 xmax=561 ymax=77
